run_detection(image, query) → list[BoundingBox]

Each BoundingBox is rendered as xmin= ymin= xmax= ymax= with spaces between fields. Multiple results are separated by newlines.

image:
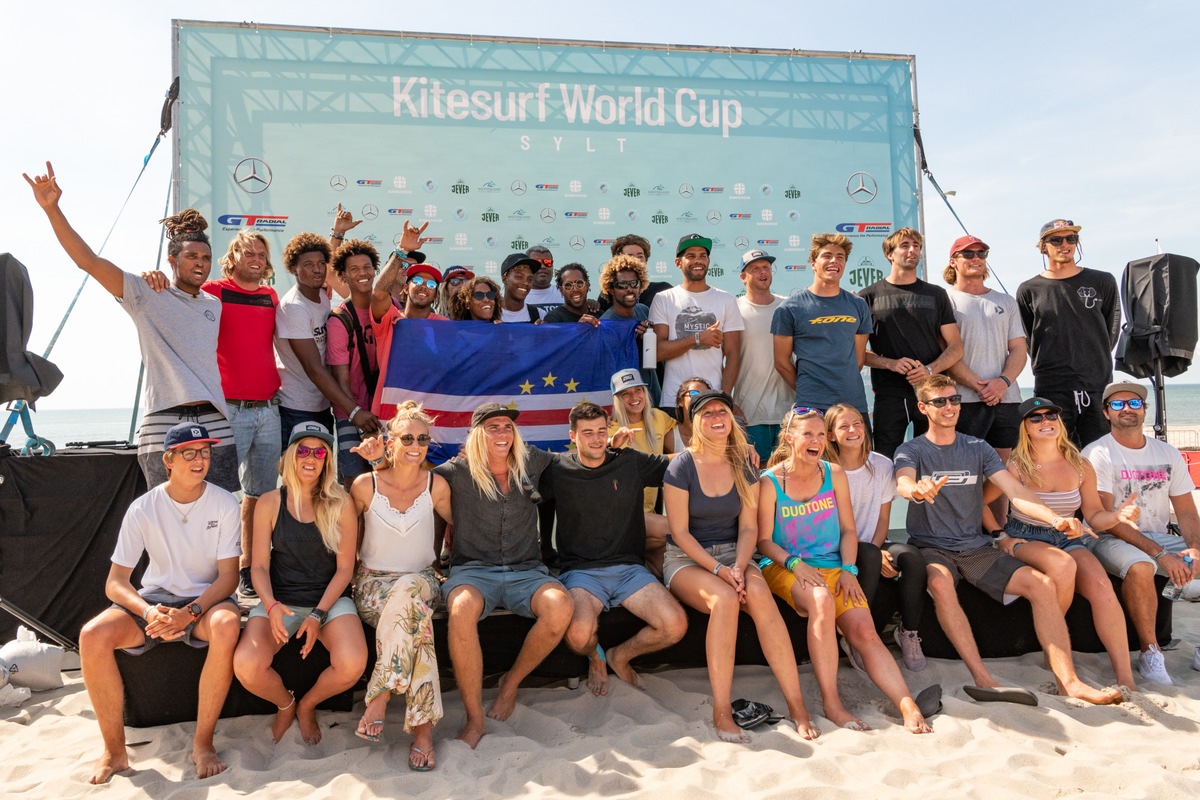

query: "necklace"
xmin=168 ymin=494 xmax=201 ymax=523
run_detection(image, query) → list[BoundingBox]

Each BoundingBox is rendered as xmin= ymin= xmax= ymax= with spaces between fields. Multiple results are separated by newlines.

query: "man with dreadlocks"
xmin=24 ymin=161 xmax=238 ymax=491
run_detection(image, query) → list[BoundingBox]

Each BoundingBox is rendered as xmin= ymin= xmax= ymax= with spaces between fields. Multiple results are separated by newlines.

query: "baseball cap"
xmin=610 ymin=368 xmax=648 ymax=395
xmin=501 ymin=252 xmax=541 ymax=276
xmin=406 ymin=263 xmax=443 ymax=284
xmin=688 ymin=389 xmax=734 ymax=421
xmin=406 ymin=250 xmax=427 ymax=264
xmin=1102 ymin=381 xmax=1149 ymax=403
xmin=471 ymin=402 xmax=520 ymax=427
xmin=1038 ymin=219 xmax=1082 ymax=242
xmin=287 ymin=421 xmax=336 ymax=448
xmin=949 ymin=235 xmax=990 ymax=260
xmin=676 ymin=233 xmax=713 ymax=256
xmin=740 ymin=249 xmax=776 ymax=270
xmin=444 ymin=265 xmax=475 ymax=281
xmin=163 ymin=423 xmax=219 ymax=450
xmin=1017 ymin=397 xmax=1063 ymax=419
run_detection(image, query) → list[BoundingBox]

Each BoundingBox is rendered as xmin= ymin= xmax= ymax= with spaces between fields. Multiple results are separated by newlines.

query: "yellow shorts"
xmin=762 ymin=562 xmax=869 ymax=619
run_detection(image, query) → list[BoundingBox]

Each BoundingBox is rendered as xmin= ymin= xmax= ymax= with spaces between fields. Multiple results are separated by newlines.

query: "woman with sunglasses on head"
xmin=449 ymin=276 xmax=503 ymax=323
xmin=759 ymin=407 xmax=932 ymax=734
xmin=233 ymin=422 xmax=367 ymax=747
xmin=821 ymin=403 xmax=929 ymax=673
xmin=981 ymin=398 xmax=1140 ymax=690
xmin=663 ymin=390 xmax=819 ymax=743
xmin=347 ymin=401 xmax=450 ymax=770
xmin=435 ymin=265 xmax=475 ymax=317
xmin=671 ymin=377 xmax=713 ymax=452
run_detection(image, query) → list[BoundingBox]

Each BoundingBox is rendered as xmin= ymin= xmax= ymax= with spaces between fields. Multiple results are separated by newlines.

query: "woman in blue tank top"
xmin=758 ymin=408 xmax=932 ymax=734
xmin=233 ymin=422 xmax=367 ymax=746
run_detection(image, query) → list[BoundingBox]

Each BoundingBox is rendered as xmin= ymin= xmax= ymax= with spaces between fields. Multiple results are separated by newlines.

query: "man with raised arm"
xmin=24 ymin=162 xmax=239 ymax=492
xmin=76 ymin=423 xmax=241 ymax=784
xmin=894 ymin=374 xmax=1124 ymax=706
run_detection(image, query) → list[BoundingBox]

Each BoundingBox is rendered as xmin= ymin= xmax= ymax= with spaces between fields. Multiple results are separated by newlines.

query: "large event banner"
xmin=174 ymin=22 xmax=919 ymax=297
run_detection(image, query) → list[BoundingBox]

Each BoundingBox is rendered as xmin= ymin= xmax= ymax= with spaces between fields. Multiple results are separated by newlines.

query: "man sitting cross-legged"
xmin=894 ymin=375 xmax=1123 ymax=706
xmin=77 ymin=423 xmax=242 ymax=784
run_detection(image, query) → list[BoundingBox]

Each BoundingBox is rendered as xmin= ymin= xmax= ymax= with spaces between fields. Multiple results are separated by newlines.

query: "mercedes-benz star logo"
xmin=541 ymin=208 xmax=556 ymax=223
xmin=735 ymin=236 xmax=749 ymax=250
xmin=233 ymin=157 xmax=272 ymax=194
xmin=706 ymin=210 xmax=721 ymax=224
xmin=679 ymin=183 xmax=694 ymax=198
xmin=570 ymin=235 xmax=585 ymax=250
xmin=330 ymin=174 xmax=347 ymax=191
xmin=846 ymin=172 xmax=878 ymax=204
xmin=362 ymin=204 xmax=379 ymax=220
xmin=511 ymin=180 xmax=527 ymax=195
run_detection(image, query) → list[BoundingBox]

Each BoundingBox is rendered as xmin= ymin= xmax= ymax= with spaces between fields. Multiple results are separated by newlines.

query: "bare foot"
xmin=271 ymin=692 xmax=297 ymax=744
xmin=192 ymin=745 xmax=228 ymax=779
xmin=587 ymin=651 xmax=610 ymax=697
xmin=822 ymin=701 xmax=870 ymax=731
xmin=712 ymin=710 xmax=751 ymax=744
xmin=606 ymin=645 xmax=645 ymax=691
xmin=457 ymin=717 xmax=486 ymax=749
xmin=899 ymin=698 xmax=933 ymax=734
xmin=1062 ymin=680 xmax=1124 ymax=706
xmin=89 ymin=749 xmax=130 ymax=785
xmin=296 ymin=698 xmax=322 ymax=746
xmin=785 ymin=715 xmax=821 ymax=740
xmin=487 ymin=673 xmax=519 ymax=721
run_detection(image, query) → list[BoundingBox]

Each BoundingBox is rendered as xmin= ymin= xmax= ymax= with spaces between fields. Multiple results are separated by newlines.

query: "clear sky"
xmin=4 ymin=0 xmax=1198 ymax=410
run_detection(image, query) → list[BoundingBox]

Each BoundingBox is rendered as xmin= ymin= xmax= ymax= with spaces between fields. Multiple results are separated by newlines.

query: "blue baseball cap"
xmin=163 ymin=423 xmax=219 ymax=450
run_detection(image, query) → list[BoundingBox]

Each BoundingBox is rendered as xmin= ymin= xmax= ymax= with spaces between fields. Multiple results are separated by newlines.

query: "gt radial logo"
xmin=564 ymin=211 xmax=588 ymax=219
xmin=217 ymin=214 xmax=287 ymax=229
xmin=536 ymin=183 xmax=560 ymax=191
xmin=757 ymin=239 xmax=779 ymax=246
xmin=356 ymin=179 xmax=382 ymax=187
xmin=836 ymin=222 xmax=891 ymax=233
xmin=728 ymin=213 xmax=751 ymax=220
xmin=701 ymin=186 xmax=724 ymax=194
xmin=387 ymin=208 xmax=413 ymax=216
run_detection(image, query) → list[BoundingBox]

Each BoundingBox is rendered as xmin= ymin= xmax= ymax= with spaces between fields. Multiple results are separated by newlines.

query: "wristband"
xmin=349 ymin=405 xmax=363 ymax=421
xmin=712 ymin=562 xmax=723 ymax=576
xmin=142 ymin=605 xmax=155 ymax=621
xmin=842 ymin=564 xmax=859 ymax=577
xmin=393 ymin=247 xmax=408 ymax=259
xmin=1152 ymin=549 xmax=1168 ymax=562
xmin=266 ymin=600 xmax=282 ymax=615
xmin=330 ymin=230 xmax=344 ymax=239
xmin=309 ymin=608 xmax=329 ymax=626
xmin=992 ymin=530 xmax=1008 ymax=540
xmin=998 ymin=375 xmax=1012 ymax=387
xmin=785 ymin=556 xmax=801 ymax=572
xmin=925 ymin=365 xmax=932 ymax=375
xmin=1050 ymin=516 xmax=1064 ymax=529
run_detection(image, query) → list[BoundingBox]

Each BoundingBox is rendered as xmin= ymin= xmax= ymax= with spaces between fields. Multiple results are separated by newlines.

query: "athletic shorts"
xmin=920 ymin=544 xmax=1025 ymax=605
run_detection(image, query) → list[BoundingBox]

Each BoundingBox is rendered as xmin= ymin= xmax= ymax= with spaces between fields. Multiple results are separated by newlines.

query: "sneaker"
xmin=239 ymin=566 xmax=257 ymax=598
xmin=894 ymin=625 xmax=927 ymax=672
xmin=1192 ymin=646 xmax=1200 ymax=672
xmin=1180 ymin=579 xmax=1200 ymax=602
xmin=840 ymin=636 xmax=867 ymax=675
xmin=1137 ymin=644 xmax=1173 ymax=685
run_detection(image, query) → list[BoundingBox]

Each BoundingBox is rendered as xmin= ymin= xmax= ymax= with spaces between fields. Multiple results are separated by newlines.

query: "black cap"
xmin=688 ymin=389 xmax=734 ymax=421
xmin=1017 ymin=397 xmax=1063 ymax=419
xmin=471 ymin=402 xmax=520 ymax=428
xmin=501 ymin=252 xmax=540 ymax=276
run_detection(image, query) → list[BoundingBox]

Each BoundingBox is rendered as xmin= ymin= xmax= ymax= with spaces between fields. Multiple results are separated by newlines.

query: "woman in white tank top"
xmin=349 ymin=401 xmax=451 ymax=771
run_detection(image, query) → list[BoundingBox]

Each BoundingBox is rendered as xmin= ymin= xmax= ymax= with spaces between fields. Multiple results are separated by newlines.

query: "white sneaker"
xmin=1137 ymin=644 xmax=1174 ymax=685
xmin=894 ymin=625 xmax=927 ymax=672
xmin=1192 ymin=646 xmax=1200 ymax=672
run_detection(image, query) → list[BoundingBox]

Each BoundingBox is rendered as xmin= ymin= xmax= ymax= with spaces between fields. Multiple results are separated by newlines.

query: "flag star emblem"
xmin=519 ymin=379 xmax=534 ymax=394
xmin=542 ymin=372 xmax=557 ymax=387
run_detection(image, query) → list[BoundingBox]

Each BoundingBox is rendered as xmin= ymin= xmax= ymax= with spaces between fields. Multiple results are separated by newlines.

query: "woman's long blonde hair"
xmin=612 ymin=384 xmax=649 ymax=430
xmin=463 ymin=416 xmax=531 ymax=501
xmin=690 ymin=398 xmax=757 ymax=508
xmin=280 ymin=437 xmax=347 ymax=553
xmin=1008 ymin=412 xmax=1084 ymax=488
xmin=822 ymin=403 xmax=874 ymax=477
xmin=766 ymin=407 xmax=826 ymax=469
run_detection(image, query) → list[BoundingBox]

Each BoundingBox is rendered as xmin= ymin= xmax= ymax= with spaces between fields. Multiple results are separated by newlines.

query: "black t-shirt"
xmin=1016 ymin=268 xmax=1119 ymax=393
xmin=541 ymin=305 xmax=588 ymax=324
xmin=541 ymin=448 xmax=669 ymax=571
xmin=858 ymin=278 xmax=956 ymax=395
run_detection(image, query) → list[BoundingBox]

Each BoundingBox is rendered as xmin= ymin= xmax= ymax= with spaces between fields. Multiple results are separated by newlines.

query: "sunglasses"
xmin=613 ymin=279 xmax=642 ymax=290
xmin=408 ymin=275 xmax=439 ymax=289
xmin=957 ymin=249 xmax=989 ymax=260
xmin=473 ymin=289 xmax=497 ymax=301
xmin=448 ymin=276 xmax=468 ymax=286
xmin=1026 ymin=412 xmax=1060 ymax=424
xmin=1045 ymin=235 xmax=1080 ymax=246
xmin=791 ymin=406 xmax=825 ymax=417
xmin=922 ymin=394 xmax=963 ymax=408
xmin=295 ymin=445 xmax=328 ymax=460
xmin=1107 ymin=398 xmax=1145 ymax=411
xmin=560 ymin=279 xmax=588 ymax=291
xmin=396 ymin=433 xmax=432 ymax=446
xmin=534 ymin=257 xmax=554 ymax=268
xmin=175 ymin=446 xmax=212 ymax=461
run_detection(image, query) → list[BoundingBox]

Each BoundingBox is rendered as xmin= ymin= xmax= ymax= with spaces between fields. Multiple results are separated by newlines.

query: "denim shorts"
xmin=247 ymin=595 xmax=358 ymax=636
xmin=1087 ymin=529 xmax=1193 ymax=579
xmin=1004 ymin=519 xmax=1088 ymax=553
xmin=442 ymin=564 xmax=561 ymax=620
xmin=560 ymin=563 xmax=658 ymax=610
xmin=662 ymin=540 xmax=739 ymax=589
xmin=226 ymin=401 xmax=281 ymax=497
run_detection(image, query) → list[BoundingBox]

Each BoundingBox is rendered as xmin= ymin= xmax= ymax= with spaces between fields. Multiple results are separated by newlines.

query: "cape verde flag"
xmin=380 ymin=319 xmax=639 ymax=463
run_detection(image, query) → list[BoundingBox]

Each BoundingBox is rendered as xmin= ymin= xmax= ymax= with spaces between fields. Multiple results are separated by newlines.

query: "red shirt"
xmin=202 ymin=278 xmax=280 ymax=401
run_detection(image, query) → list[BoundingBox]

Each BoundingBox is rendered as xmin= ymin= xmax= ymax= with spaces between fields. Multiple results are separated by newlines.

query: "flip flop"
xmin=409 ymin=744 xmax=435 ymax=772
xmin=963 ymin=685 xmax=1039 ymax=707
xmin=731 ymin=699 xmax=773 ymax=729
xmin=355 ymin=719 xmax=385 ymax=743
xmin=915 ymin=684 xmax=943 ymax=718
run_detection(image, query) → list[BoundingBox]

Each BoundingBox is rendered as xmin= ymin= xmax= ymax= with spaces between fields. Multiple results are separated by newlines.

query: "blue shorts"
xmin=334 ymin=417 xmax=371 ymax=482
xmin=1004 ymin=519 xmax=1088 ymax=553
xmin=560 ymin=563 xmax=657 ymax=610
xmin=226 ymin=401 xmax=281 ymax=497
xmin=442 ymin=564 xmax=560 ymax=620
xmin=744 ymin=424 xmax=781 ymax=464
xmin=248 ymin=595 xmax=358 ymax=636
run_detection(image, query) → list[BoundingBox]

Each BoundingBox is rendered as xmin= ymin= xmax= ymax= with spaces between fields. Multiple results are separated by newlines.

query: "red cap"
xmin=406 ymin=263 xmax=443 ymax=284
xmin=948 ymin=235 xmax=989 ymax=260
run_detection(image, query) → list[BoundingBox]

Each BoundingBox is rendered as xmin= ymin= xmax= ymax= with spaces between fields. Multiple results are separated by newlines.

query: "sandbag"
xmin=0 ymin=626 xmax=64 ymax=690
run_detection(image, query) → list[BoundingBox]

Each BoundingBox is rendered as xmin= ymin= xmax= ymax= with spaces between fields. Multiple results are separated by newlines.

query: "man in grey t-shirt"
xmin=894 ymin=374 xmax=1123 ymax=706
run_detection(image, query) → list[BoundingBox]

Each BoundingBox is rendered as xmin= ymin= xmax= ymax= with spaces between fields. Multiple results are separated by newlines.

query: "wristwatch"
xmin=187 ymin=602 xmax=203 ymax=620
xmin=842 ymin=564 xmax=859 ymax=577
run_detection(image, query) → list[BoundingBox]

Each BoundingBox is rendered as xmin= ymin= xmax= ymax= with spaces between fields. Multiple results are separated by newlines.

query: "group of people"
xmin=22 ymin=161 xmax=1200 ymax=786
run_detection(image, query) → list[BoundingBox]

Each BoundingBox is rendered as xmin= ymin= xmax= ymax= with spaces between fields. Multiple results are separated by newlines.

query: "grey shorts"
xmin=560 ymin=564 xmax=658 ymax=610
xmin=663 ymin=540 xmax=739 ymax=589
xmin=920 ymin=544 xmax=1025 ymax=605
xmin=114 ymin=590 xmax=237 ymax=655
xmin=247 ymin=595 xmax=358 ymax=636
xmin=1087 ymin=530 xmax=1192 ymax=579
xmin=442 ymin=564 xmax=561 ymax=620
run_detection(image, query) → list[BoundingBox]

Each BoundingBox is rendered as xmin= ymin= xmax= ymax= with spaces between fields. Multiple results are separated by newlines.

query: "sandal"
xmin=355 ymin=717 xmax=385 ymax=743
xmin=409 ymin=744 xmax=435 ymax=772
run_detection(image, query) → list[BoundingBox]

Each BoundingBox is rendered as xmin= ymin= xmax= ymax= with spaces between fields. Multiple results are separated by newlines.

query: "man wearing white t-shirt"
xmin=649 ymin=233 xmax=745 ymax=407
xmin=733 ymin=249 xmax=791 ymax=460
xmin=76 ymin=423 xmax=242 ymax=785
xmin=1083 ymin=381 xmax=1200 ymax=684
